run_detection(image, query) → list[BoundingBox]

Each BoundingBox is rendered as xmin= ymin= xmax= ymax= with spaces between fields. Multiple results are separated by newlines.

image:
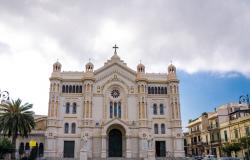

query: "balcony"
xmin=208 ymin=124 xmax=219 ymax=130
xmin=210 ymin=139 xmax=221 ymax=144
xmin=220 ymin=139 xmax=229 ymax=143
xmin=191 ymin=141 xmax=204 ymax=145
xmin=191 ymin=129 xmax=201 ymax=133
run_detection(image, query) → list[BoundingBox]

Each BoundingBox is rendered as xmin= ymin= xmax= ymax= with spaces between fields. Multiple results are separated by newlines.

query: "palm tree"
xmin=0 ymin=98 xmax=35 ymax=159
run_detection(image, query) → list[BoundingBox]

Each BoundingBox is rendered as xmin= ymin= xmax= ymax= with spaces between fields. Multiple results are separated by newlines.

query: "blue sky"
xmin=179 ymin=71 xmax=250 ymax=129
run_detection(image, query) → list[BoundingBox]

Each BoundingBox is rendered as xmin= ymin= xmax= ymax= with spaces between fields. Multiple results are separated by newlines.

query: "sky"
xmin=0 ymin=0 xmax=250 ymax=129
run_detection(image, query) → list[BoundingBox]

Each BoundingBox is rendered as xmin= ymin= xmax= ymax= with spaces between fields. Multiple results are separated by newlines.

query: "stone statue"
xmin=82 ymin=135 xmax=88 ymax=150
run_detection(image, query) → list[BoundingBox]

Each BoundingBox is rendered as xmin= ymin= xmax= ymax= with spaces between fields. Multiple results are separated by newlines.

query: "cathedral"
xmin=45 ymin=46 xmax=184 ymax=159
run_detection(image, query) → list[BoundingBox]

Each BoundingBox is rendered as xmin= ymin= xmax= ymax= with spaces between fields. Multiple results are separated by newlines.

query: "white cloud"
xmin=0 ymin=0 xmax=250 ymax=115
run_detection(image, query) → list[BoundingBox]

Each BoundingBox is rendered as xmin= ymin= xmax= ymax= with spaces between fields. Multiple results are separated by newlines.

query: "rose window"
xmin=111 ymin=89 xmax=120 ymax=98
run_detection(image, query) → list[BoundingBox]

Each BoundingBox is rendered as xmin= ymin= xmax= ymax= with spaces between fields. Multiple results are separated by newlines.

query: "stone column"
xmin=139 ymin=138 xmax=146 ymax=158
xmin=126 ymin=136 xmax=132 ymax=158
xmin=101 ymin=135 xmax=107 ymax=158
xmin=80 ymin=148 xmax=88 ymax=160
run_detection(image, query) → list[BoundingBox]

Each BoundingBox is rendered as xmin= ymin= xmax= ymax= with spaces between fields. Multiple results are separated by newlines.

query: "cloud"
xmin=0 ymin=0 xmax=250 ymax=114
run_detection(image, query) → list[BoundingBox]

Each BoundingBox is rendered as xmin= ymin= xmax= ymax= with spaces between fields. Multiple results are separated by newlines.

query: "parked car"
xmin=204 ymin=155 xmax=216 ymax=160
xmin=194 ymin=156 xmax=203 ymax=160
xmin=218 ymin=157 xmax=240 ymax=160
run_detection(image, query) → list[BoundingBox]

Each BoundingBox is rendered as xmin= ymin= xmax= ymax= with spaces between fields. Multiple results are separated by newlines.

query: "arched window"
xmin=87 ymin=84 xmax=90 ymax=91
xmin=114 ymin=102 xmax=117 ymax=117
xmin=155 ymin=87 xmax=157 ymax=94
xmin=161 ymin=87 xmax=164 ymax=94
xmin=73 ymin=85 xmax=76 ymax=93
xmin=164 ymin=87 xmax=167 ymax=94
xmin=160 ymin=104 xmax=164 ymax=115
xmin=118 ymin=102 xmax=121 ymax=118
xmin=72 ymin=102 xmax=77 ymax=114
xmin=39 ymin=143 xmax=44 ymax=157
xmin=69 ymin=85 xmax=72 ymax=93
xmin=174 ymin=85 xmax=177 ymax=94
xmin=79 ymin=85 xmax=82 ymax=93
xmin=171 ymin=102 xmax=174 ymax=119
xmin=154 ymin=124 xmax=158 ymax=134
xmin=64 ymin=123 xmax=69 ymax=133
xmin=62 ymin=85 xmax=65 ymax=93
xmin=161 ymin=123 xmax=165 ymax=134
xmin=66 ymin=102 xmax=70 ymax=114
xmin=71 ymin=123 xmax=76 ymax=134
xmin=25 ymin=142 xmax=30 ymax=150
xmin=153 ymin=103 xmax=157 ymax=115
xmin=66 ymin=85 xmax=69 ymax=93
xmin=110 ymin=102 xmax=113 ymax=118
xmin=151 ymin=87 xmax=154 ymax=94
xmin=76 ymin=85 xmax=79 ymax=93
xmin=158 ymin=87 xmax=161 ymax=94
xmin=148 ymin=87 xmax=151 ymax=94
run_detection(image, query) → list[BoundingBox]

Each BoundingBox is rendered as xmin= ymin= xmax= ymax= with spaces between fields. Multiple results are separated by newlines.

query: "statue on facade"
xmin=82 ymin=135 xmax=88 ymax=150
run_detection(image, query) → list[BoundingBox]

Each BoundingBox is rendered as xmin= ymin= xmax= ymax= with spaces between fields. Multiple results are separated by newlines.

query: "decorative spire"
xmin=113 ymin=44 xmax=119 ymax=55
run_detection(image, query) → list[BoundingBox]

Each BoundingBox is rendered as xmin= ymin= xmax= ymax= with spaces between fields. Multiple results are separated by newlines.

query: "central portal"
xmin=108 ymin=129 xmax=122 ymax=157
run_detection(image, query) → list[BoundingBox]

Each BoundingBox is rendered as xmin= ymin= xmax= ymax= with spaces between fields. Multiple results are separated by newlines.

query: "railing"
xmin=208 ymin=124 xmax=219 ymax=130
xmin=191 ymin=129 xmax=201 ymax=133
xmin=210 ymin=139 xmax=221 ymax=143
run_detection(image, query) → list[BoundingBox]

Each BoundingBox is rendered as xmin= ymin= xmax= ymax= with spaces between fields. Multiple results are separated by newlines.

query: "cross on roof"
xmin=113 ymin=44 xmax=119 ymax=54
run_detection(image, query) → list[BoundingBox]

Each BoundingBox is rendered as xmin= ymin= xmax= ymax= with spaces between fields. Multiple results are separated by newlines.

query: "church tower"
xmin=136 ymin=62 xmax=147 ymax=121
xmin=46 ymin=60 xmax=62 ymax=158
xmin=167 ymin=63 xmax=183 ymax=156
xmin=83 ymin=61 xmax=95 ymax=121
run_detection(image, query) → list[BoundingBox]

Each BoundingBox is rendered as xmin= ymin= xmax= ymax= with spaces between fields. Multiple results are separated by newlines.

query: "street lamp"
xmin=0 ymin=89 xmax=10 ymax=103
xmin=239 ymin=94 xmax=250 ymax=108
xmin=239 ymin=94 xmax=250 ymax=160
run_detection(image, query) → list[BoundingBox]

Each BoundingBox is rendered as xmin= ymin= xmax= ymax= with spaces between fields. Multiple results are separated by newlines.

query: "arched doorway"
xmin=108 ymin=129 xmax=123 ymax=157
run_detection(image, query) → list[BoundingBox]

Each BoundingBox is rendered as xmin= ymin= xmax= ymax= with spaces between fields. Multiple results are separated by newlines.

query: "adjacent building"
xmin=185 ymin=102 xmax=250 ymax=158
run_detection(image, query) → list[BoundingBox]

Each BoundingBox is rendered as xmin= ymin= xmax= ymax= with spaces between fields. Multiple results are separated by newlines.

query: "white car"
xmin=203 ymin=155 xmax=216 ymax=160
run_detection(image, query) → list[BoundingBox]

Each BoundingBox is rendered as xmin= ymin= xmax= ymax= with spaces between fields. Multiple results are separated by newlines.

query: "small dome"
xmin=168 ymin=63 xmax=176 ymax=74
xmin=137 ymin=62 xmax=145 ymax=73
xmin=85 ymin=61 xmax=94 ymax=72
xmin=86 ymin=62 xmax=94 ymax=67
xmin=137 ymin=63 xmax=145 ymax=68
xmin=53 ymin=60 xmax=61 ymax=72
xmin=53 ymin=61 xmax=61 ymax=67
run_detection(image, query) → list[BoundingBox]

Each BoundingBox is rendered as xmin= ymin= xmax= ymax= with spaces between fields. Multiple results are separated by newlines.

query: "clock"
xmin=111 ymin=89 xmax=120 ymax=98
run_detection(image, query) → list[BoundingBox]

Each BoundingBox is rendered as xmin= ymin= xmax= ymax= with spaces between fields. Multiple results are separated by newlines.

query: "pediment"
xmin=94 ymin=63 xmax=136 ymax=83
xmin=94 ymin=54 xmax=136 ymax=77
xmin=103 ymin=118 xmax=128 ymax=127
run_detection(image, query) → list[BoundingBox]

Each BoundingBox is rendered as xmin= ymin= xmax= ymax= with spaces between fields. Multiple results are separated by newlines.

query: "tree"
xmin=222 ymin=142 xmax=241 ymax=157
xmin=240 ymin=137 xmax=250 ymax=149
xmin=0 ymin=137 xmax=14 ymax=159
xmin=0 ymin=98 xmax=35 ymax=159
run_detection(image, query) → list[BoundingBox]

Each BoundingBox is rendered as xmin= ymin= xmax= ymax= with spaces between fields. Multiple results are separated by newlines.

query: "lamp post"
xmin=239 ymin=94 xmax=250 ymax=108
xmin=239 ymin=94 xmax=250 ymax=160
xmin=0 ymin=89 xmax=10 ymax=103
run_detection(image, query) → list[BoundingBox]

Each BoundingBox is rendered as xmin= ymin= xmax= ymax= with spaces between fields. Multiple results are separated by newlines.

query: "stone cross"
xmin=113 ymin=44 xmax=119 ymax=54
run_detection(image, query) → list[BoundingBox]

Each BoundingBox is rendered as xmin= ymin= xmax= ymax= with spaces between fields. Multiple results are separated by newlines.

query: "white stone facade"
xmin=45 ymin=50 xmax=184 ymax=159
